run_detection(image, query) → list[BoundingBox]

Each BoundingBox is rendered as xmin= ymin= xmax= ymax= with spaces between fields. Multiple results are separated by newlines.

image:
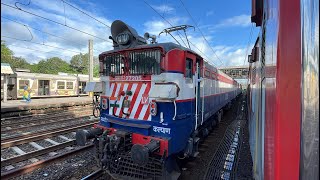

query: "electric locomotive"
xmin=76 ymin=20 xmax=241 ymax=179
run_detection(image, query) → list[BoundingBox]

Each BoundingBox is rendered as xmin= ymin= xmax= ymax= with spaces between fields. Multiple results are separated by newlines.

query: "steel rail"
xmin=1 ymin=140 xmax=75 ymax=167
xmin=1 ymin=118 xmax=96 ymax=143
xmin=1 ymin=107 xmax=92 ymax=123
xmin=1 ymin=103 xmax=92 ymax=119
xmin=81 ymin=169 xmax=104 ymax=180
xmin=1 ymin=144 xmax=94 ymax=180
xmin=1 ymin=112 xmax=92 ymax=133
xmin=1 ymin=121 xmax=97 ymax=149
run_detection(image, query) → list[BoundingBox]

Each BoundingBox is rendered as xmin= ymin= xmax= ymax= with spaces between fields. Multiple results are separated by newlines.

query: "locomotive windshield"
xmin=102 ymin=49 xmax=161 ymax=76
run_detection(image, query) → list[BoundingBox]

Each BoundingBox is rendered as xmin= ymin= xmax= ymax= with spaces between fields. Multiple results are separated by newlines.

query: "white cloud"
xmin=1 ymin=0 xmax=113 ymax=62
xmin=152 ymin=4 xmax=175 ymax=15
xmin=1 ymin=0 xmax=250 ymax=69
xmin=1 ymin=21 xmax=37 ymax=41
xmin=216 ymin=14 xmax=251 ymax=28
xmin=142 ymin=16 xmax=250 ymax=68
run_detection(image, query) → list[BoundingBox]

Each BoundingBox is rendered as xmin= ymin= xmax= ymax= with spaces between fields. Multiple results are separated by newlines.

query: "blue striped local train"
xmin=76 ymin=20 xmax=241 ymax=179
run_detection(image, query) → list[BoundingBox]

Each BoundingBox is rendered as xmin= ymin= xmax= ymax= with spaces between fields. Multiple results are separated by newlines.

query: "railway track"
xmin=1 ymin=101 xmax=98 ymax=179
xmin=1 ymin=106 xmax=92 ymax=125
xmin=1 ymin=104 xmax=93 ymax=119
xmin=179 ymin=94 xmax=245 ymax=180
xmin=1 ymin=119 xmax=98 ymax=148
xmin=203 ymin=98 xmax=248 ymax=180
xmin=1 ymin=118 xmax=99 ymax=179
xmin=1 ymin=144 xmax=94 ymax=180
xmin=1 ymin=111 xmax=92 ymax=135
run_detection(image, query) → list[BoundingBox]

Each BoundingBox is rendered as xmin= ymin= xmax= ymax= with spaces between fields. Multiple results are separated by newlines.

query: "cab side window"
xmin=185 ymin=58 xmax=193 ymax=78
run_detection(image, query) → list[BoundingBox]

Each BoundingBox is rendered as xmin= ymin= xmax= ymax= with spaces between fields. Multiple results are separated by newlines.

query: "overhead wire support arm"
xmin=143 ymin=0 xmax=189 ymax=48
xmin=159 ymin=25 xmax=195 ymax=49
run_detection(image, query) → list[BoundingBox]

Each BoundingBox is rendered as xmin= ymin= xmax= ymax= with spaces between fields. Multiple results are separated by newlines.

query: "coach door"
xmin=38 ymin=80 xmax=50 ymax=95
xmin=79 ymin=81 xmax=86 ymax=94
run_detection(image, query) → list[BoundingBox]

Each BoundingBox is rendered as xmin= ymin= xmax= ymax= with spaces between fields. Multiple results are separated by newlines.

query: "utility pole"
xmin=88 ymin=39 xmax=93 ymax=82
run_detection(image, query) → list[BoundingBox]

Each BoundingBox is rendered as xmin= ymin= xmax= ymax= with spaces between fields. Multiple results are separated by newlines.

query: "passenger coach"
xmin=1 ymin=68 xmax=99 ymax=100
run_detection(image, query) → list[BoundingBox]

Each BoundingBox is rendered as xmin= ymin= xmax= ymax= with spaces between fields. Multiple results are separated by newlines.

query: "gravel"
xmin=17 ymin=143 xmax=37 ymax=153
xmin=13 ymin=148 xmax=104 ymax=180
xmin=178 ymin=98 xmax=241 ymax=180
xmin=235 ymin=121 xmax=253 ymax=179
xmin=50 ymin=136 xmax=67 ymax=144
xmin=60 ymin=132 xmax=76 ymax=140
xmin=34 ymin=139 xmax=54 ymax=148
xmin=1 ymin=148 xmax=18 ymax=159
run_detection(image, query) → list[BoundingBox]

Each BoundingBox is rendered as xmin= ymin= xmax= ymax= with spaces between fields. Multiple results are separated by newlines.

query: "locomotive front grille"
xmin=102 ymin=49 xmax=161 ymax=77
xmin=108 ymin=152 xmax=164 ymax=179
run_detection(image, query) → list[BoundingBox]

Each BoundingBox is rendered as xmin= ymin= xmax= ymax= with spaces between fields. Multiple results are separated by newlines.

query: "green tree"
xmin=70 ymin=53 xmax=89 ymax=74
xmin=1 ymin=41 xmax=31 ymax=69
xmin=1 ymin=40 xmax=13 ymax=59
xmin=70 ymin=53 xmax=99 ymax=76
xmin=10 ymin=57 xmax=31 ymax=69
xmin=93 ymin=65 xmax=100 ymax=77
xmin=35 ymin=57 xmax=72 ymax=74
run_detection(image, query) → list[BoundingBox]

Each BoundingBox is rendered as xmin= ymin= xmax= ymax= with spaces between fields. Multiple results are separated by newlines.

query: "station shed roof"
xmin=1 ymin=63 xmax=14 ymax=75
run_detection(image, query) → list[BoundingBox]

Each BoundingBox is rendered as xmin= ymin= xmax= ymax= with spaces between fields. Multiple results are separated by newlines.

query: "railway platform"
xmin=1 ymin=96 xmax=92 ymax=115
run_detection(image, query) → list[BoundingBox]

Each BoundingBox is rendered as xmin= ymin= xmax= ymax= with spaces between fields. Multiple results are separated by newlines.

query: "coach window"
xmin=57 ymin=81 xmax=65 ymax=89
xmin=66 ymin=82 xmax=74 ymax=89
xmin=19 ymin=80 xmax=30 ymax=89
xmin=185 ymin=58 xmax=193 ymax=79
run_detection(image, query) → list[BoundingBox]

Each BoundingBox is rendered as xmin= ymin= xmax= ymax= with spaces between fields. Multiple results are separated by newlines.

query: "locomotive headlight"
xmin=116 ymin=33 xmax=130 ymax=45
xmin=101 ymin=96 xmax=109 ymax=110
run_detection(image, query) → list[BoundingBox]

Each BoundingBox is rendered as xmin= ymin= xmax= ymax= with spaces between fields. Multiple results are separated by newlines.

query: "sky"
xmin=1 ymin=0 xmax=259 ymax=67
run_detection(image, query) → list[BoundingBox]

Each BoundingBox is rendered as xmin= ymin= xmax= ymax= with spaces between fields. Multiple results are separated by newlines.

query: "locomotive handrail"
xmin=173 ymin=100 xmax=177 ymax=120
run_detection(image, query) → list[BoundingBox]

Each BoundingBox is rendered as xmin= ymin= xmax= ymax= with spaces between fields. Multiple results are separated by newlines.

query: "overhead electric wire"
xmin=143 ymin=0 xmax=218 ymax=67
xmin=2 ymin=35 xmax=83 ymax=54
xmin=187 ymin=41 xmax=219 ymax=66
xmin=243 ymin=23 xmax=254 ymax=66
xmin=1 ymin=2 xmax=112 ymax=43
xmin=60 ymin=0 xmax=111 ymax=29
xmin=7 ymin=44 xmax=73 ymax=58
xmin=143 ymin=0 xmax=188 ymax=48
xmin=1 ymin=16 xmax=104 ymax=53
xmin=179 ymin=0 xmax=224 ymax=67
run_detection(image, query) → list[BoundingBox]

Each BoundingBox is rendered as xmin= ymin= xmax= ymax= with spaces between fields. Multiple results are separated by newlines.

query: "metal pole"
xmin=3 ymin=75 xmax=8 ymax=102
xmin=88 ymin=39 xmax=93 ymax=82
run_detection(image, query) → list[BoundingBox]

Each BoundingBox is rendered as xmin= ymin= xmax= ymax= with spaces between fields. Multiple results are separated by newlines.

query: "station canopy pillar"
xmin=1 ymin=63 xmax=14 ymax=102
